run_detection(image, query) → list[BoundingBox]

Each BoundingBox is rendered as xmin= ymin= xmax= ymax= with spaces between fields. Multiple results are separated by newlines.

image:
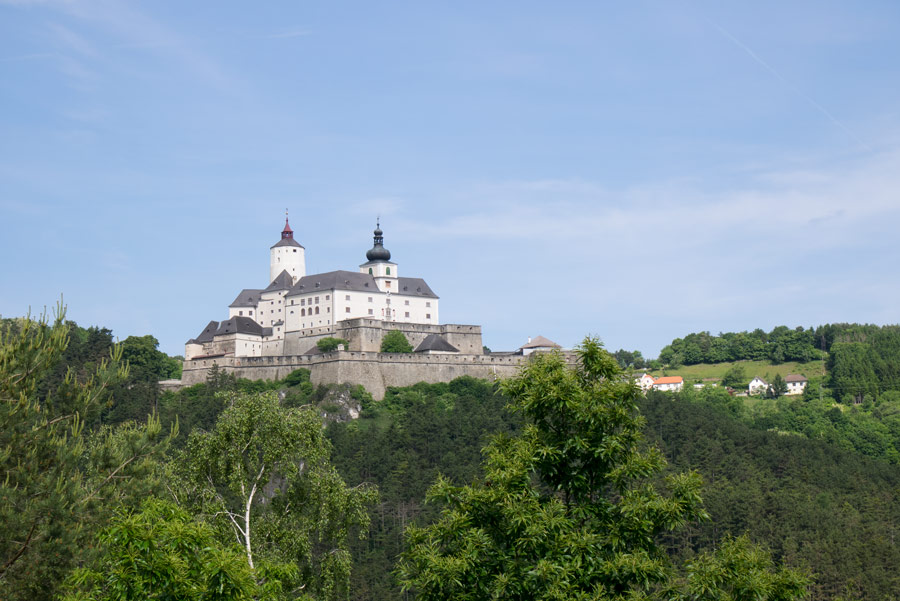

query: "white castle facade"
xmin=185 ymin=217 xmax=481 ymax=361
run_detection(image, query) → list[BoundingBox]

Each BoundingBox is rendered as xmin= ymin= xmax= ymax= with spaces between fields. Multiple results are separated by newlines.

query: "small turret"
xmin=365 ymin=220 xmax=392 ymax=262
xmin=270 ymin=209 xmax=306 ymax=284
xmin=360 ymin=219 xmax=398 ymax=293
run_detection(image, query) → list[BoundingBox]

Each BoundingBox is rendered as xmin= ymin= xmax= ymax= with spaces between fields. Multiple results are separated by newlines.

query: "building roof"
xmin=229 ymin=288 xmax=262 ymax=308
xmin=285 ymin=270 xmax=440 ymax=299
xmin=520 ymin=335 xmax=562 ymax=350
xmin=288 ymin=270 xmax=377 ymax=295
xmin=785 ymin=374 xmax=808 ymax=382
xmin=264 ymin=270 xmax=294 ymax=293
xmin=365 ymin=221 xmax=392 ymax=262
xmin=271 ymin=237 xmax=304 ymax=249
xmin=397 ymin=277 xmax=439 ymax=298
xmin=187 ymin=320 xmax=219 ymax=344
xmin=214 ymin=316 xmax=264 ymax=337
xmin=654 ymin=376 xmax=683 ymax=384
xmin=270 ymin=215 xmax=304 ymax=249
xmin=750 ymin=376 xmax=768 ymax=384
xmin=414 ymin=334 xmax=459 ymax=353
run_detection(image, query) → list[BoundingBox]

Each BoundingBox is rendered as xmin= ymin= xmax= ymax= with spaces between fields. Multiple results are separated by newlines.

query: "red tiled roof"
xmin=654 ymin=376 xmax=683 ymax=384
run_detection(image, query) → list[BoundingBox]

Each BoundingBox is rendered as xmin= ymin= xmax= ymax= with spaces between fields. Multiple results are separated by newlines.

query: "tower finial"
xmin=281 ymin=210 xmax=294 ymax=239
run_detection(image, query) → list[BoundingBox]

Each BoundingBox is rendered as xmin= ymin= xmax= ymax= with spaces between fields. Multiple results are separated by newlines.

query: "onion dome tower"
xmin=270 ymin=210 xmax=306 ymax=284
xmin=360 ymin=219 xmax=398 ymax=292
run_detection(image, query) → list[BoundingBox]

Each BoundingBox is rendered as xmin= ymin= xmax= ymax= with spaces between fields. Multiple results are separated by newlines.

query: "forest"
xmin=3 ymin=312 xmax=900 ymax=600
xmin=653 ymin=324 xmax=900 ymax=405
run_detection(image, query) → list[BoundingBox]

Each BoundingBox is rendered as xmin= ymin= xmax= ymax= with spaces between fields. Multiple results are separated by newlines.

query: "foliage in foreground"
xmin=397 ymin=339 xmax=808 ymax=600
xmin=61 ymin=498 xmax=259 ymax=601
xmin=174 ymin=390 xmax=378 ymax=600
xmin=0 ymin=309 xmax=173 ymax=601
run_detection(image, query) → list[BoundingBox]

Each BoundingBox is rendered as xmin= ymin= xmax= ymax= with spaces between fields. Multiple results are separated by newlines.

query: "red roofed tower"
xmin=270 ymin=209 xmax=306 ymax=284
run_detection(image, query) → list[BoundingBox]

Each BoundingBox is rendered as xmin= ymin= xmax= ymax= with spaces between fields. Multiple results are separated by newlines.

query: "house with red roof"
xmin=652 ymin=376 xmax=683 ymax=392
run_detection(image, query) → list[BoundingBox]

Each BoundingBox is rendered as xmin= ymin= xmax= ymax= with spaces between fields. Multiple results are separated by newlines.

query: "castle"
xmin=181 ymin=216 xmax=544 ymax=397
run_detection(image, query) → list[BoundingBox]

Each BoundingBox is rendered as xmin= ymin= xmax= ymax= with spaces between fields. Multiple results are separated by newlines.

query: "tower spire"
xmin=282 ymin=209 xmax=293 ymax=240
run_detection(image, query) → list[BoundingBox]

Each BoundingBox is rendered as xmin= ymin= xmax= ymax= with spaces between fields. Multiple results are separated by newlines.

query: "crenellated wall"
xmin=180 ymin=349 xmax=572 ymax=400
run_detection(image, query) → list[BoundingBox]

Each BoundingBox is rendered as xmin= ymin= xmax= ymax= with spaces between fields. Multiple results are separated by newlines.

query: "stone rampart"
xmin=181 ymin=349 xmax=571 ymax=399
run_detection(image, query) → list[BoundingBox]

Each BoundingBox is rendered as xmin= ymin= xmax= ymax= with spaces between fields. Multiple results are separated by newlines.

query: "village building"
xmin=635 ymin=373 xmax=656 ymax=392
xmin=785 ymin=374 xmax=809 ymax=395
xmin=653 ymin=376 xmax=683 ymax=392
xmin=748 ymin=376 xmax=768 ymax=395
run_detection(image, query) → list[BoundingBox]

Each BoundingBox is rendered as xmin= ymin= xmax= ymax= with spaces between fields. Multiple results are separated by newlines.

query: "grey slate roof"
xmin=271 ymin=237 xmax=304 ymax=249
xmin=288 ymin=270 xmax=378 ymax=295
xmin=264 ymin=270 xmax=294 ymax=293
xmin=397 ymin=277 xmax=439 ymax=299
xmin=286 ymin=270 xmax=440 ymax=299
xmin=229 ymin=289 xmax=262 ymax=308
xmin=187 ymin=320 xmax=219 ymax=344
xmin=215 ymin=316 xmax=264 ymax=337
xmin=414 ymin=334 xmax=459 ymax=353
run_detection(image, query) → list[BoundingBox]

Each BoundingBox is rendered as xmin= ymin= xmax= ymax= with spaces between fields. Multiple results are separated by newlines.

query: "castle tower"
xmin=359 ymin=220 xmax=398 ymax=293
xmin=270 ymin=211 xmax=306 ymax=284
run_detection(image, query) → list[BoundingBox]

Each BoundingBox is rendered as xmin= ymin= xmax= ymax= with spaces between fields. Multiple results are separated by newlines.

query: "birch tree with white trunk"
xmin=180 ymin=390 xmax=376 ymax=600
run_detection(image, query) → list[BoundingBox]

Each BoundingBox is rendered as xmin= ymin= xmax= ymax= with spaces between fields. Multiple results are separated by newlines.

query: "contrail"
xmin=706 ymin=18 xmax=873 ymax=153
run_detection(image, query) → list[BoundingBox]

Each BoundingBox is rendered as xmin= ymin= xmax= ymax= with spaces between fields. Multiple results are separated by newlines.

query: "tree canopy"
xmin=381 ymin=330 xmax=413 ymax=353
xmin=397 ymin=339 xmax=808 ymax=600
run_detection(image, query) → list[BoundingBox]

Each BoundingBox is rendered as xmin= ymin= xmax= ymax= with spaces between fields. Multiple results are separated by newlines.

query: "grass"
xmin=642 ymin=359 xmax=827 ymax=384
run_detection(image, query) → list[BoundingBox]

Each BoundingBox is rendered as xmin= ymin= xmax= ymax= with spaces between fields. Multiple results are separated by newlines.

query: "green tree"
xmin=769 ymin=374 xmax=788 ymax=398
xmin=178 ymin=391 xmax=377 ymax=599
xmin=61 ymin=498 xmax=260 ymax=601
xmin=397 ymin=339 xmax=807 ymax=601
xmin=381 ymin=330 xmax=413 ymax=353
xmin=0 ymin=308 xmax=173 ymax=601
xmin=722 ymin=363 xmax=747 ymax=388
xmin=317 ymin=337 xmax=349 ymax=353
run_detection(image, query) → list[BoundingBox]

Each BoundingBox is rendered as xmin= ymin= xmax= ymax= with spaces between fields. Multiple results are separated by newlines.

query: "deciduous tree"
xmin=178 ymin=391 xmax=377 ymax=600
xmin=397 ymin=338 xmax=807 ymax=601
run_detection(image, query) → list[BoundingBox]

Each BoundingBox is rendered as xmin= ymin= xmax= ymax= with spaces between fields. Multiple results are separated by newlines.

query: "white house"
xmin=653 ymin=376 xmax=683 ymax=392
xmin=635 ymin=373 xmax=656 ymax=392
xmin=785 ymin=374 xmax=808 ymax=395
xmin=748 ymin=376 xmax=768 ymax=395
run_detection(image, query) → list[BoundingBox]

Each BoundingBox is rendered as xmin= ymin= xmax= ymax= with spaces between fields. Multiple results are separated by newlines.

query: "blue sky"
xmin=2 ymin=1 xmax=899 ymax=358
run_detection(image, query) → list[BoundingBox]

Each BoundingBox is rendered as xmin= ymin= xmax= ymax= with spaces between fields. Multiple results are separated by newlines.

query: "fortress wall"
xmin=180 ymin=349 xmax=566 ymax=399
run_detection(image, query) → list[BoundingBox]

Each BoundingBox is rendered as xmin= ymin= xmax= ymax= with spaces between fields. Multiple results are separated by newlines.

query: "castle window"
xmin=385 ymin=281 xmax=391 ymax=288
xmin=368 ymin=268 xmax=373 ymax=275
xmin=368 ymin=297 xmax=373 ymax=302
xmin=239 ymin=311 xmax=243 ymax=316
xmin=301 ymin=299 xmax=305 ymax=306
xmin=345 ymin=307 xmax=350 ymax=313
xmin=315 ymin=307 xmax=319 ymax=314
xmin=345 ymin=295 xmax=350 ymax=301
xmin=386 ymin=298 xmax=391 ymax=305
xmin=325 ymin=295 xmax=330 ymax=300
xmin=426 ymin=314 xmax=431 ymax=319
xmin=368 ymin=309 xmax=374 ymax=315
xmin=327 ymin=307 xmax=330 ymax=313
xmin=405 ymin=312 xmax=410 ymax=318
xmin=293 ymin=249 xmax=297 ymax=252
xmin=315 ymin=297 xmax=319 ymax=304
xmin=386 ymin=267 xmax=391 ymax=275
xmin=404 ymin=300 xmax=409 ymax=305
xmin=301 ymin=309 xmax=306 ymax=316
